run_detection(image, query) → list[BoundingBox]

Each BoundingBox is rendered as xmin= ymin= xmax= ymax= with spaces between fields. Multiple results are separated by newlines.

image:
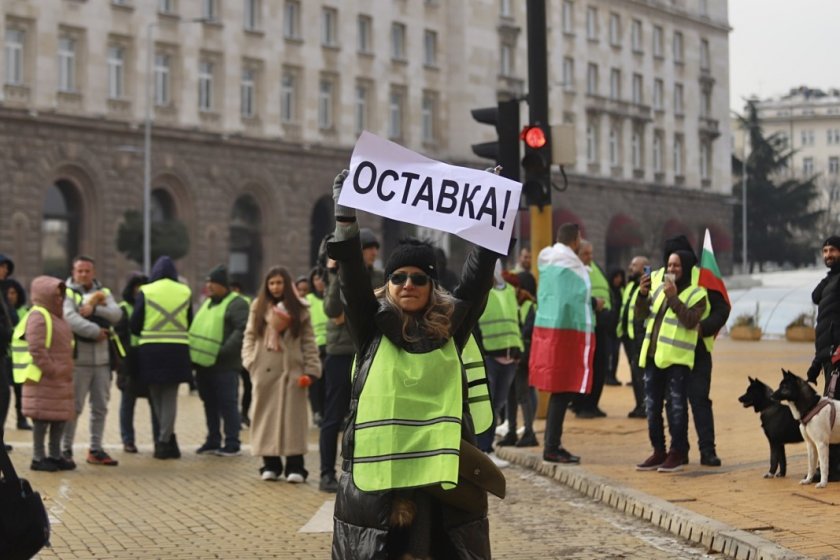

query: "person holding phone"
xmin=634 ymin=250 xmax=707 ymax=473
xmin=617 ymin=256 xmax=650 ymax=419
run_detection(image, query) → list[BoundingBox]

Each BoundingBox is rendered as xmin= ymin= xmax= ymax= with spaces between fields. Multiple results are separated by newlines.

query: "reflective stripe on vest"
xmin=11 ymin=306 xmax=52 ymax=384
xmin=461 ymin=335 xmax=493 ymax=433
xmin=639 ymin=285 xmax=706 ymax=370
xmin=617 ymin=282 xmax=640 ymax=339
xmin=189 ymin=291 xmax=240 ymax=366
xmin=306 ymin=293 xmax=328 ymax=347
xmin=352 ymin=337 xmax=462 ymax=492
xmin=138 ymin=279 xmax=191 ymax=346
xmin=478 ymin=284 xmax=523 ymax=352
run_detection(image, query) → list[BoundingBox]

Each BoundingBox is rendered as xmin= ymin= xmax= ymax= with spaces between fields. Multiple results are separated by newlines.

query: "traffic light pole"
xmin=526 ymin=0 xmax=552 ymax=279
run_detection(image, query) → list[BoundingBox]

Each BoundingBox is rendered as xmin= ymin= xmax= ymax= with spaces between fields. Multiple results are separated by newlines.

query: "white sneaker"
xmin=260 ymin=470 xmax=279 ymax=481
xmin=488 ymin=452 xmax=510 ymax=469
xmin=286 ymin=472 xmax=305 ymax=484
xmin=495 ymin=421 xmax=509 ymax=437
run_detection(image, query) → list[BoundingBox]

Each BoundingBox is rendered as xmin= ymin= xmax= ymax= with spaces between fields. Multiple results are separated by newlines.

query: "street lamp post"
xmin=741 ymin=129 xmax=749 ymax=275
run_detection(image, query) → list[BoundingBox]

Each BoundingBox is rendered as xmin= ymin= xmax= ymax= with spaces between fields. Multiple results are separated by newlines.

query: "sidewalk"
xmin=496 ymin=337 xmax=834 ymax=560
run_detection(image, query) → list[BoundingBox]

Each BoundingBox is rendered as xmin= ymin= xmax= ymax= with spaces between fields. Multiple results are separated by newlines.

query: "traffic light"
xmin=521 ymin=123 xmax=552 ymax=208
xmin=470 ymin=99 xmax=520 ymax=182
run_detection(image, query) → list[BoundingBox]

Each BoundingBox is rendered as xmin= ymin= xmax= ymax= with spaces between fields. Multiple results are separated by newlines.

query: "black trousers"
xmin=578 ymin=324 xmax=608 ymax=411
xmin=0 ymin=357 xmax=10 ymax=442
xmin=308 ymin=346 xmax=327 ymax=417
xmin=687 ymin=349 xmax=716 ymax=454
xmin=239 ymin=367 xmax=252 ymax=419
xmin=319 ymin=353 xmax=353 ymax=478
xmin=544 ymin=393 xmax=572 ymax=453
xmin=623 ymin=336 xmax=645 ymax=411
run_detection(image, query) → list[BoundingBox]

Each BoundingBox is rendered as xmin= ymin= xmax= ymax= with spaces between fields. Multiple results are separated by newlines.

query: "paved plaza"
xmin=2 ymin=337 xmax=836 ymax=559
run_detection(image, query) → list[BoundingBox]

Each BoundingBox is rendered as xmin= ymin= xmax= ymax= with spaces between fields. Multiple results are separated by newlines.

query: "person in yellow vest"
xmin=4 ymin=277 xmax=32 ymax=432
xmin=190 ymin=265 xmax=250 ymax=457
xmin=17 ymin=276 xmax=75 ymax=471
xmin=618 ymin=255 xmax=650 ymax=419
xmin=61 ymin=255 xmax=123 ymax=468
xmin=634 ymin=250 xmax=707 ymax=473
xmin=475 ymin=261 xmax=523 ymax=466
xmin=304 ymin=267 xmax=327 ymax=426
xmin=130 ymin=256 xmax=193 ymax=460
xmin=115 ymin=272 xmax=160 ymax=454
xmin=230 ymin=281 xmax=254 ymax=428
xmin=329 ymin=169 xmax=504 ymax=559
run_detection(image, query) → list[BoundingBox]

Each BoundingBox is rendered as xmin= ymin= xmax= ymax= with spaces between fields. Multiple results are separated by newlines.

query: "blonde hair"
xmin=374 ymin=282 xmax=455 ymax=342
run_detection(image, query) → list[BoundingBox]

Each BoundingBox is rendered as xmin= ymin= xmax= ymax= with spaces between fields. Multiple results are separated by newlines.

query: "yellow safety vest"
xmin=651 ymin=267 xmax=714 ymax=352
xmin=119 ymin=301 xmax=139 ymax=347
xmin=189 ymin=292 xmax=240 ymax=367
xmin=460 ymin=335 xmax=493 ymax=433
xmin=11 ymin=306 xmax=52 ymax=384
xmin=617 ymin=282 xmax=641 ymax=340
xmin=589 ymin=263 xmax=612 ymax=312
xmin=352 ymin=337 xmax=463 ymax=492
xmin=639 ymin=282 xmax=707 ymax=370
xmin=138 ymin=279 xmax=192 ymax=346
xmin=306 ymin=293 xmax=328 ymax=347
xmin=478 ymin=284 xmax=523 ymax=353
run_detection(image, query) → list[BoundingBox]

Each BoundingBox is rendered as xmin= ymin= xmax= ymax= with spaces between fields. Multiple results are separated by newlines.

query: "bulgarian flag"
xmin=529 ymin=243 xmax=595 ymax=394
xmin=699 ymin=228 xmax=730 ymax=306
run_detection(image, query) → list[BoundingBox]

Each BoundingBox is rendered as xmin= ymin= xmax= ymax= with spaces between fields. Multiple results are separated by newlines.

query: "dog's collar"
xmin=801 ymin=398 xmax=836 ymax=429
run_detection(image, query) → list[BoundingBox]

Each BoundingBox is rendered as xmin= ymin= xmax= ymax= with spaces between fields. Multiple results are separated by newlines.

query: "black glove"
xmin=807 ymin=360 xmax=822 ymax=384
xmin=332 ymin=169 xmax=354 ymax=221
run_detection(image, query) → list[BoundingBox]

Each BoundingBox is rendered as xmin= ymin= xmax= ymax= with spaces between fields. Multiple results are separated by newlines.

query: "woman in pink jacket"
xmin=21 ymin=276 xmax=76 ymax=472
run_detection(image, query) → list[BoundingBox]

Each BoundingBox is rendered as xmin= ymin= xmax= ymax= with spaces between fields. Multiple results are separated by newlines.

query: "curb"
xmin=495 ymin=447 xmax=809 ymax=560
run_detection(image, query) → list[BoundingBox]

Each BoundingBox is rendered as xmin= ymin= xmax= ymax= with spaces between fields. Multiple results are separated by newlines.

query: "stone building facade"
xmin=0 ymin=0 xmax=733 ymax=295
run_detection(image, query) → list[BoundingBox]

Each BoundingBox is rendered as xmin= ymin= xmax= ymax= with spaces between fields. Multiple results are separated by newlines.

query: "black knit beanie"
xmin=663 ymin=235 xmax=696 ymax=265
xmin=824 ymin=236 xmax=840 ymax=251
xmin=206 ymin=264 xmax=229 ymax=287
xmin=384 ymin=239 xmax=438 ymax=280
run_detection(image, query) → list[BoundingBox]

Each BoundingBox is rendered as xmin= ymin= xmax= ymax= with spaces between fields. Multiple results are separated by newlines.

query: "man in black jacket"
xmin=0 ymin=254 xmax=16 ymax=451
xmin=807 ymin=236 xmax=840 ymax=479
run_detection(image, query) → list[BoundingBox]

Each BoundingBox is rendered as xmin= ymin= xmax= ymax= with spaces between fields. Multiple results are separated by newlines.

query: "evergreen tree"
xmin=117 ymin=210 xmax=190 ymax=265
xmin=732 ymin=101 xmax=823 ymax=272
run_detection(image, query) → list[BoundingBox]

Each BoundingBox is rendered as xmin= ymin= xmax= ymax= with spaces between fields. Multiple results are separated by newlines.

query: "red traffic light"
xmin=521 ymin=126 xmax=547 ymax=149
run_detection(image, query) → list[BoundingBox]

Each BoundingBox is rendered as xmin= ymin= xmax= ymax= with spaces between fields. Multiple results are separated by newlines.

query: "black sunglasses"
xmin=388 ymin=272 xmax=430 ymax=287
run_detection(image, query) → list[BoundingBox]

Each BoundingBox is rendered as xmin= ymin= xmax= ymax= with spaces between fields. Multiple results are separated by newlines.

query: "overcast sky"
xmin=728 ymin=0 xmax=839 ymax=112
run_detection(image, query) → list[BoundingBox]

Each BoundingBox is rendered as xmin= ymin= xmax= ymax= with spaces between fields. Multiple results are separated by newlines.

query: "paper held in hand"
xmin=338 ymin=131 xmax=522 ymax=255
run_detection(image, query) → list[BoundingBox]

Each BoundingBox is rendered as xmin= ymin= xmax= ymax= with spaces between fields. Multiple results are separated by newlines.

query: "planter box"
xmin=785 ymin=325 xmax=815 ymax=343
xmin=730 ymin=325 xmax=762 ymax=341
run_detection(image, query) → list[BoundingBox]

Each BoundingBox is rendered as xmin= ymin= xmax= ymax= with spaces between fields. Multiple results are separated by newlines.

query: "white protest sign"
xmin=338 ymin=131 xmax=522 ymax=254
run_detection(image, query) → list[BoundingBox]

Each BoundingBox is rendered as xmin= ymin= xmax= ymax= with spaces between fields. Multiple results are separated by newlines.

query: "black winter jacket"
xmin=813 ymin=269 xmax=840 ymax=363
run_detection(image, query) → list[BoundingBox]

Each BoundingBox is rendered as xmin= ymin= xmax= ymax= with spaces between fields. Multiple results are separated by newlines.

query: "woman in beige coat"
xmin=242 ymin=266 xmax=321 ymax=482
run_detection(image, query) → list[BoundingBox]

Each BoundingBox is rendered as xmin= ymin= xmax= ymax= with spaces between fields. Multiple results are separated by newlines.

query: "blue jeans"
xmin=119 ymin=390 xmax=160 ymax=445
xmin=196 ymin=368 xmax=241 ymax=449
xmin=476 ymin=358 xmax=518 ymax=452
xmin=643 ymin=364 xmax=689 ymax=452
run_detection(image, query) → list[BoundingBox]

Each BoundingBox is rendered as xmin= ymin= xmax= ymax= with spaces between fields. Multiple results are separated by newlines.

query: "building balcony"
xmin=699 ymin=116 xmax=720 ymax=139
xmin=3 ymin=84 xmax=30 ymax=106
xmin=585 ymin=94 xmax=652 ymax=122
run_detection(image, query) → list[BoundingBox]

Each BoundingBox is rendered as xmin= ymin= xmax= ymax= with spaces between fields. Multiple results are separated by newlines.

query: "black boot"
xmin=168 ymin=434 xmax=181 ymax=459
xmin=153 ymin=441 xmax=167 ymax=459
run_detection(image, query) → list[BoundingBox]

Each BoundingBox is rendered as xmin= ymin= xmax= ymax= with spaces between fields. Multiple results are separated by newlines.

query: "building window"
xmin=500 ymin=43 xmax=513 ymax=76
xmin=700 ymin=38 xmax=710 ymax=70
xmin=587 ymin=63 xmax=598 ymax=95
xmin=422 ymin=92 xmax=437 ymax=144
xmin=801 ymin=130 xmax=814 ymax=146
xmin=653 ymin=132 xmax=663 ymax=173
xmin=631 ymin=19 xmax=642 ymax=52
xmin=354 ymin=83 xmax=368 ymax=135
xmin=358 ymin=15 xmax=372 ymax=54
xmin=829 ymin=156 xmax=839 ymax=174
xmin=803 ymin=157 xmax=814 ymax=175
xmin=609 ymin=68 xmax=621 ymax=100
xmin=159 ymin=0 xmax=175 ymax=13
xmin=280 ymin=70 xmax=296 ymax=123
xmin=632 ymin=73 xmax=643 ymax=104
xmin=202 ymin=0 xmax=217 ymax=21
xmin=424 ymin=30 xmax=438 ymax=66
xmin=674 ymin=83 xmax=684 ymax=115
xmin=701 ymin=89 xmax=712 ymax=118
xmin=244 ymin=0 xmax=261 ymax=31
xmin=388 ymin=89 xmax=404 ymax=139
xmin=284 ymin=1 xmax=300 ymax=39
xmin=4 ymin=28 xmax=24 ymax=85
xmin=562 ymin=0 xmax=574 ymax=34
xmin=609 ymin=125 xmax=620 ymax=167
xmin=500 ymin=0 xmax=512 ymax=17
xmin=153 ymin=52 xmax=170 ymax=106
xmin=700 ymin=140 xmax=711 ymax=180
xmin=586 ymin=6 xmax=598 ymax=40
xmin=609 ymin=13 xmax=621 ymax=46
xmin=322 ymin=7 xmax=338 ymax=47
xmin=391 ymin=22 xmax=406 ymax=60
xmin=586 ymin=122 xmax=598 ymax=162
xmin=198 ymin=60 xmax=214 ymax=111
xmin=632 ymin=130 xmax=642 ymax=170
xmin=674 ymin=135 xmax=684 ymax=176
xmin=241 ymin=68 xmax=255 ymax=117
xmin=653 ymin=25 xmax=663 ymax=58
xmin=318 ymin=78 xmax=334 ymax=130
xmin=58 ymin=37 xmax=76 ymax=93
xmin=107 ymin=45 xmax=125 ymax=99
xmin=562 ymin=57 xmax=574 ymax=90
xmin=700 ymin=0 xmax=709 ymax=17
xmin=673 ymin=31 xmax=684 ymax=63
xmin=653 ymin=78 xmax=664 ymax=110
xmin=829 ymin=129 xmax=836 ymax=145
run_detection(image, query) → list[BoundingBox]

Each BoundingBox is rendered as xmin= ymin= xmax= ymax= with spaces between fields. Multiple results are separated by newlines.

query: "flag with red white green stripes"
xmin=698 ymin=228 xmax=730 ymax=306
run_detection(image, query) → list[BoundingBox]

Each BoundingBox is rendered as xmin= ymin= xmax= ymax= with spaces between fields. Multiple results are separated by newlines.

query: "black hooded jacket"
xmin=812 ymin=264 xmax=840 ymax=363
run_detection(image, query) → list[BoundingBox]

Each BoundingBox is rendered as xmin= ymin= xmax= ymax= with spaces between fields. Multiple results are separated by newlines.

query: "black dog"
xmin=739 ymin=376 xmax=803 ymax=478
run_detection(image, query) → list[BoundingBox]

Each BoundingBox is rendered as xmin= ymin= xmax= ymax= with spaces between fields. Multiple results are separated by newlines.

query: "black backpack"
xmin=0 ymin=440 xmax=50 ymax=559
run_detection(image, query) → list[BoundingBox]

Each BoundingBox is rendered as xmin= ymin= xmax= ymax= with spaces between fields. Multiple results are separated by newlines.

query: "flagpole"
xmin=742 ymin=128 xmax=748 ymax=274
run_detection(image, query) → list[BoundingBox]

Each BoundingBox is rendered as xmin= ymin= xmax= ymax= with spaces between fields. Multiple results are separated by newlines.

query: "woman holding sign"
xmin=328 ymin=169 xmax=505 ymax=559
